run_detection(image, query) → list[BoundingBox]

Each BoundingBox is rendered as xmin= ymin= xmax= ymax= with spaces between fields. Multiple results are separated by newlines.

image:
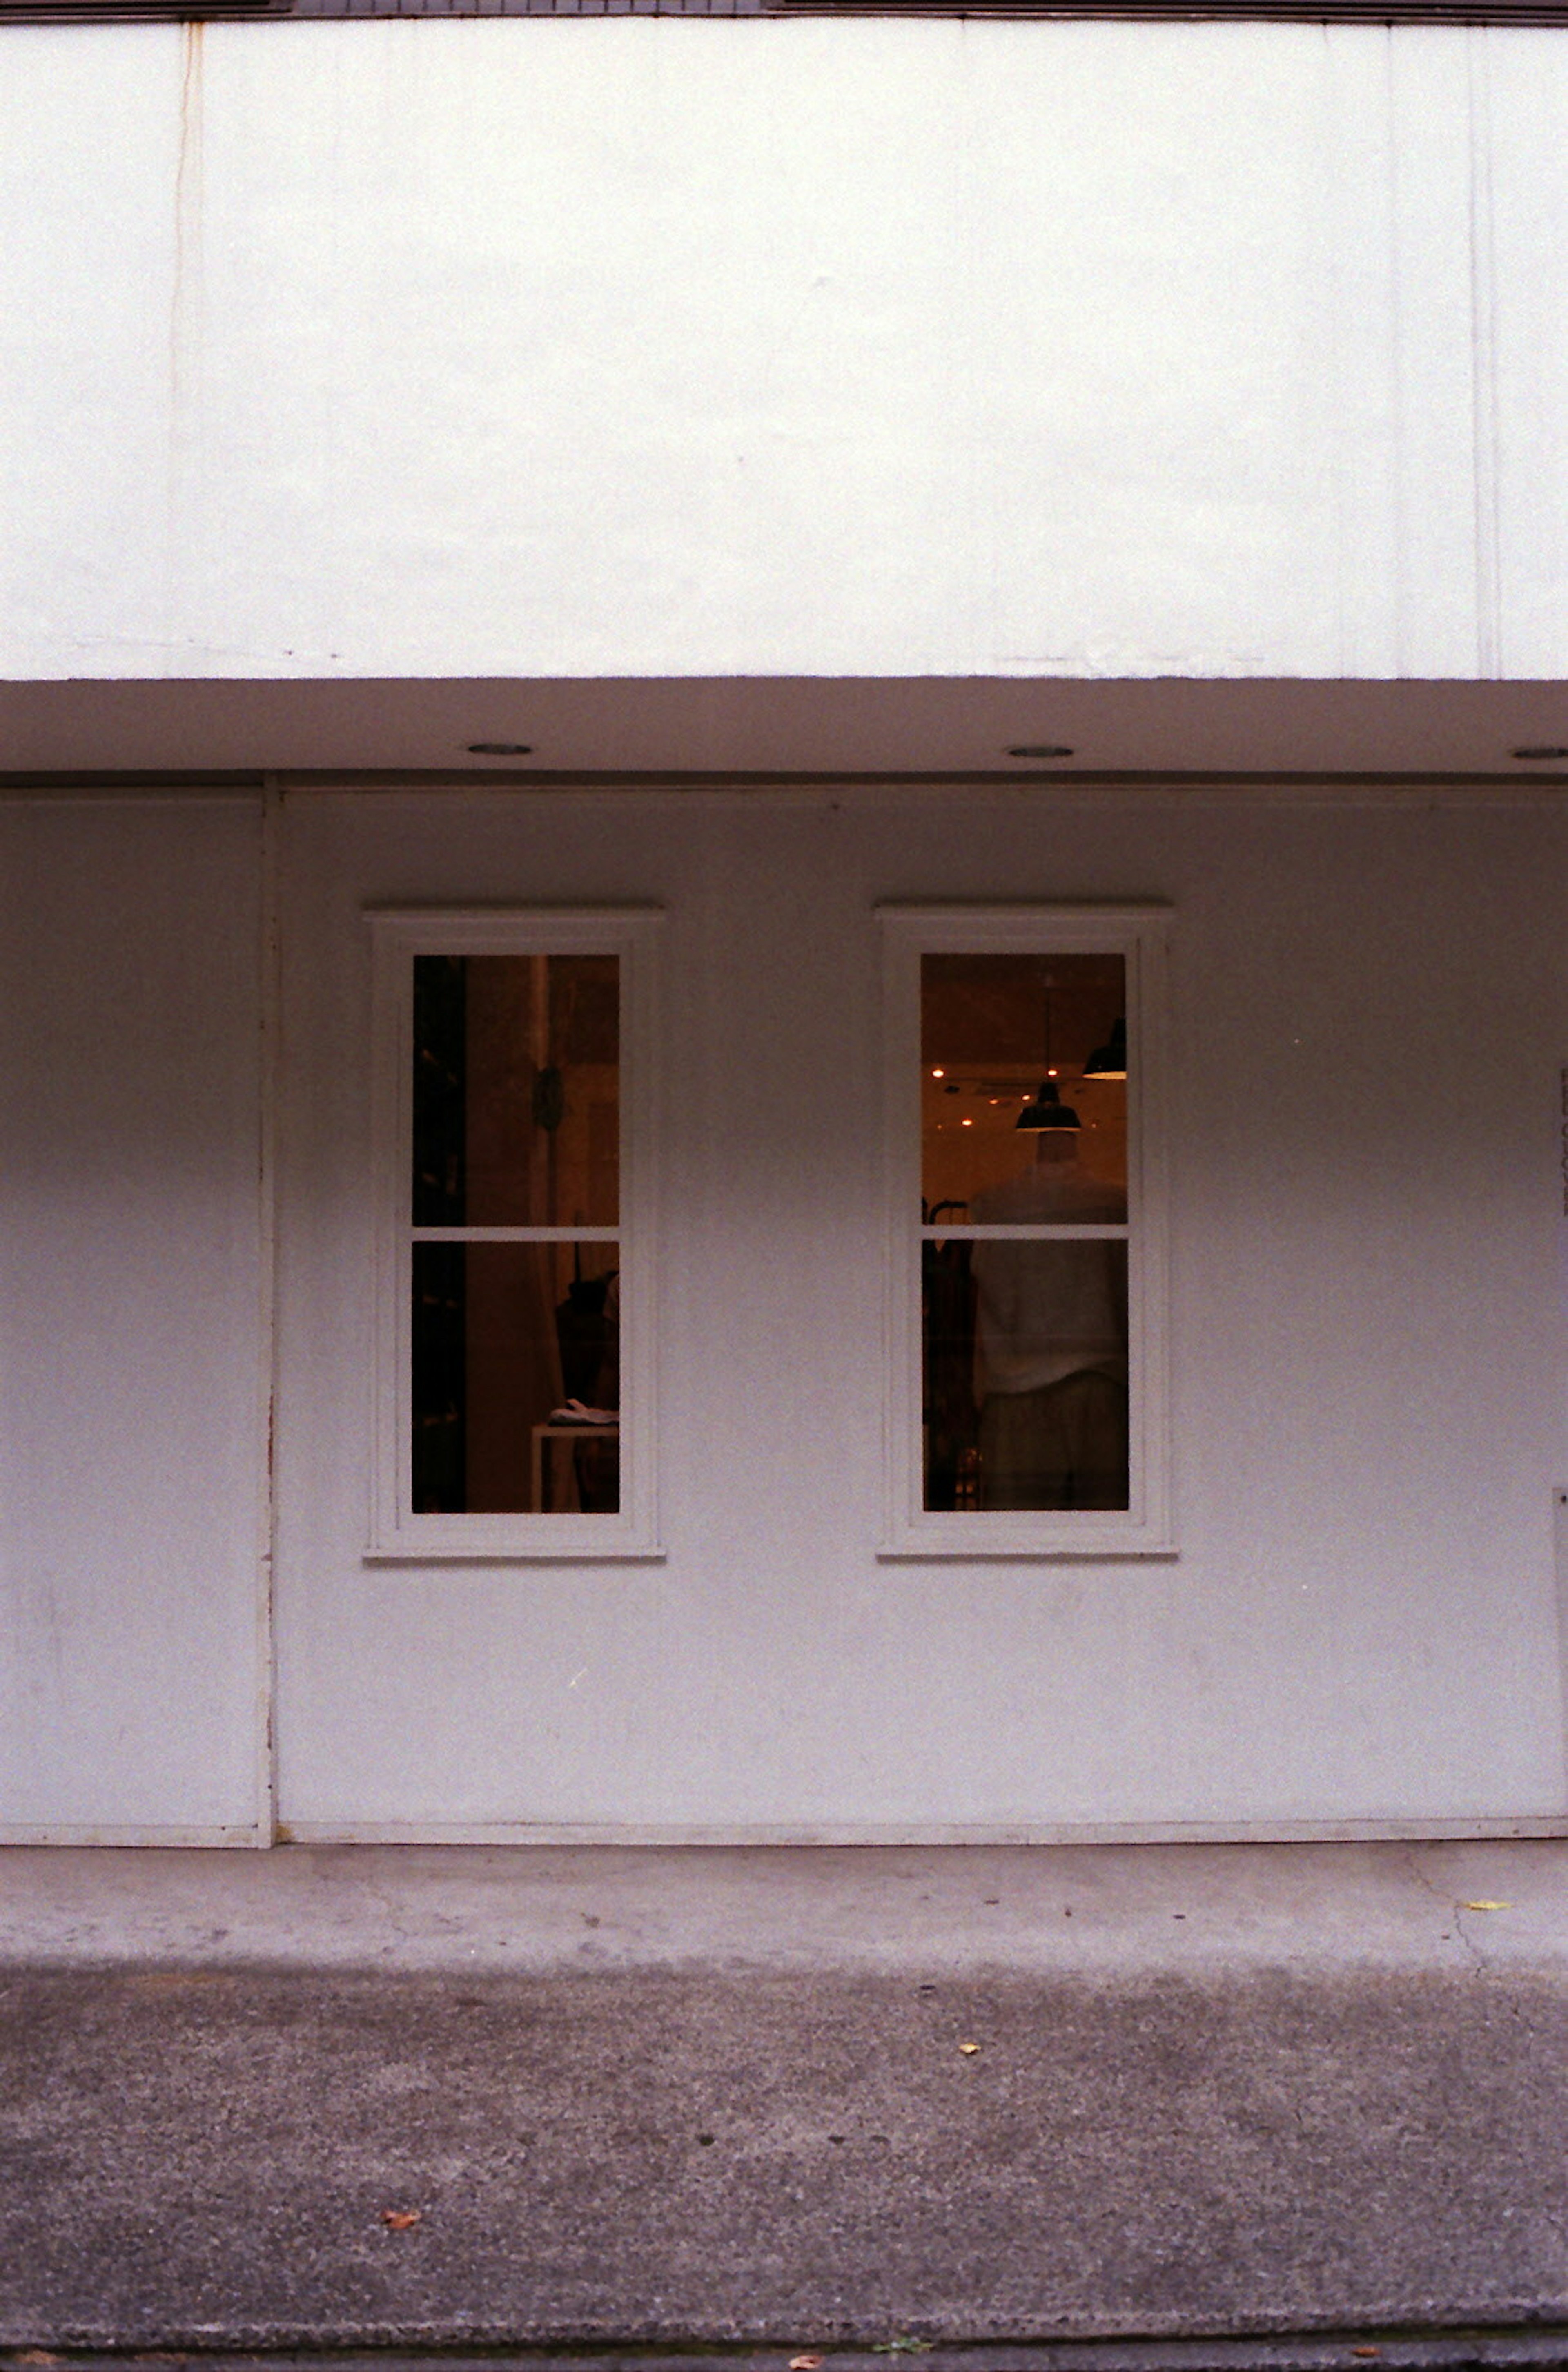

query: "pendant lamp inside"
xmin=1082 ymin=1017 xmax=1127 ymax=1080
xmin=1017 ymin=1080 xmax=1080 ymax=1131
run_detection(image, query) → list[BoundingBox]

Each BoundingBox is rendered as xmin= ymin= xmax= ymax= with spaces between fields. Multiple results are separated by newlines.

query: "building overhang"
xmin=2 ymin=675 xmax=1567 ymax=789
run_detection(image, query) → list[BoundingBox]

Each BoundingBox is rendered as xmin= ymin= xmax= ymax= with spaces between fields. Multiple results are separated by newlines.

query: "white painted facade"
xmin=2 ymin=784 xmax=1565 ymax=1840
xmin=2 ymin=13 xmax=1567 ymax=1842
xmin=1 ymin=19 xmax=1566 ymax=686
xmin=0 ymin=797 xmax=270 ymax=1840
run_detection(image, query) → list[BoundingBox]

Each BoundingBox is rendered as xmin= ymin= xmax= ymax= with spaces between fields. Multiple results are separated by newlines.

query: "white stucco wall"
xmin=2 ymin=18 xmax=1565 ymax=683
xmin=2 ymin=783 xmax=1564 ymax=1841
xmin=0 ymin=799 xmax=268 ymax=1839
xmin=267 ymin=785 xmax=1568 ymax=1839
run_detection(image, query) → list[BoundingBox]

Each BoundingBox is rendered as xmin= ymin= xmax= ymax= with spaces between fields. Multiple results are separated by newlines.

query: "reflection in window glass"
xmin=413 ymin=953 xmax=619 ymax=1228
xmin=412 ymin=1241 xmax=620 ymax=1515
xmin=920 ymin=952 xmax=1130 ymax=1513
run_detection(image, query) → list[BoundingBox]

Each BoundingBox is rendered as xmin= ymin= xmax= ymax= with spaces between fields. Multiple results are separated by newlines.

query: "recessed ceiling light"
xmin=1007 ymin=745 xmax=1074 ymax=759
xmin=1511 ymin=745 xmax=1568 ymax=761
xmin=467 ymin=741 xmax=533 ymax=756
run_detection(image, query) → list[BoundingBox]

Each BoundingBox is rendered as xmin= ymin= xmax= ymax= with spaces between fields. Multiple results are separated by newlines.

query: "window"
xmin=369 ymin=908 xmax=660 ymax=1560
xmin=880 ymin=905 xmax=1169 ymax=1557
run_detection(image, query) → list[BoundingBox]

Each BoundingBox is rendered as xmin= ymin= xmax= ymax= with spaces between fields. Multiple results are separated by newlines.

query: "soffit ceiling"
xmin=2 ymin=675 xmax=1567 ymax=786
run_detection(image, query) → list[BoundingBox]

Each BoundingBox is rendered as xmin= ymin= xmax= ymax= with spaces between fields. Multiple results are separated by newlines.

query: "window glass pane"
xmin=924 ymin=1239 xmax=1128 ymax=1511
xmin=412 ymin=1239 xmax=620 ymax=1515
xmin=920 ymin=953 xmax=1127 ymax=1222
xmin=413 ymin=953 xmax=619 ymax=1228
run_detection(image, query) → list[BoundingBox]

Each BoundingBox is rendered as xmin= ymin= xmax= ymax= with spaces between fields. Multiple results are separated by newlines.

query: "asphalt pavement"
xmin=4 ymin=1843 xmax=1568 ymax=2354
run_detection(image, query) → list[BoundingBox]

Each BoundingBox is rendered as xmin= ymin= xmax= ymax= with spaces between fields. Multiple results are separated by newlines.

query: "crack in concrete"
xmin=1398 ymin=1847 xmax=1490 ymax=1975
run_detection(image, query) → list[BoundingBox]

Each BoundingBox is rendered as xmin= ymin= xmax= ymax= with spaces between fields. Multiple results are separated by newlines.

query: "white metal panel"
xmin=0 ymin=22 xmax=1564 ymax=683
xmin=273 ymin=786 xmax=1568 ymax=1837
xmin=0 ymin=798 xmax=269 ymax=1837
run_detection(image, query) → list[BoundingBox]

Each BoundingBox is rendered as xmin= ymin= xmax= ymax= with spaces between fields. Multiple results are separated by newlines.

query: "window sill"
xmin=366 ymin=1520 xmax=664 ymax=1563
xmin=878 ymin=1513 xmax=1175 ymax=1558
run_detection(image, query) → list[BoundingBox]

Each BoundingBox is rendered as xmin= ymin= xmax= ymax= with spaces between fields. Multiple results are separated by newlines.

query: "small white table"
xmin=531 ymin=1422 xmax=620 ymax=1512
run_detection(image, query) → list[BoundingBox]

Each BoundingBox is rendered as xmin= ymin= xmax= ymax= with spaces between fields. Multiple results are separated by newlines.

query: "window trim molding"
xmin=878 ymin=901 xmax=1172 ymax=1560
xmin=366 ymin=904 xmax=663 ymax=1564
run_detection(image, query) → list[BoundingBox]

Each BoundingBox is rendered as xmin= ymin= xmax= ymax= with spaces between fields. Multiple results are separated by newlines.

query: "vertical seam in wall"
xmin=255 ymin=776 xmax=283 ymax=1844
xmin=1324 ymin=21 xmax=1356 ymax=678
xmin=1558 ymin=1071 xmax=1568 ymax=1812
xmin=1383 ymin=28 xmax=1407 ymax=679
xmin=1466 ymin=27 xmax=1503 ymax=680
xmin=1546 ymin=1480 xmax=1556 ymax=1812
xmin=169 ymin=22 xmax=203 ymax=659
xmin=955 ymin=18 xmax=988 ymax=679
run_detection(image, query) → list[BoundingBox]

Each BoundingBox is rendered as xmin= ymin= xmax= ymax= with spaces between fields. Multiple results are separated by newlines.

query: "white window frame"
xmin=879 ymin=903 xmax=1171 ymax=1559
xmin=367 ymin=906 xmax=662 ymax=1562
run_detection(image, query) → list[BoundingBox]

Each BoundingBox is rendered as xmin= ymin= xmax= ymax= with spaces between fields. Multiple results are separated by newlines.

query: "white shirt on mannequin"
xmin=971 ymin=1139 xmax=1126 ymax=1399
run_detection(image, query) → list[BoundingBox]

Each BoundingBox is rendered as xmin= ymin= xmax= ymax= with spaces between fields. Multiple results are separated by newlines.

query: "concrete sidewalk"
xmin=4 ymin=1843 xmax=1568 ymax=2354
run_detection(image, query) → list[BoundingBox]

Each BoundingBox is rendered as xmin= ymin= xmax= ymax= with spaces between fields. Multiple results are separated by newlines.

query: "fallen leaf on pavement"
xmin=958 ymin=2041 xmax=981 ymax=2055
xmin=1461 ymin=1900 xmax=1512 ymax=1912
xmin=381 ymin=2208 xmax=423 ymax=2230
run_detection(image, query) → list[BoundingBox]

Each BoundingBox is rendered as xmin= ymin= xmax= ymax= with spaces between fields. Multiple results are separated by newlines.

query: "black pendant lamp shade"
xmin=1083 ymin=1017 xmax=1128 ymax=1079
xmin=1017 ymin=1080 xmax=1080 ymax=1131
